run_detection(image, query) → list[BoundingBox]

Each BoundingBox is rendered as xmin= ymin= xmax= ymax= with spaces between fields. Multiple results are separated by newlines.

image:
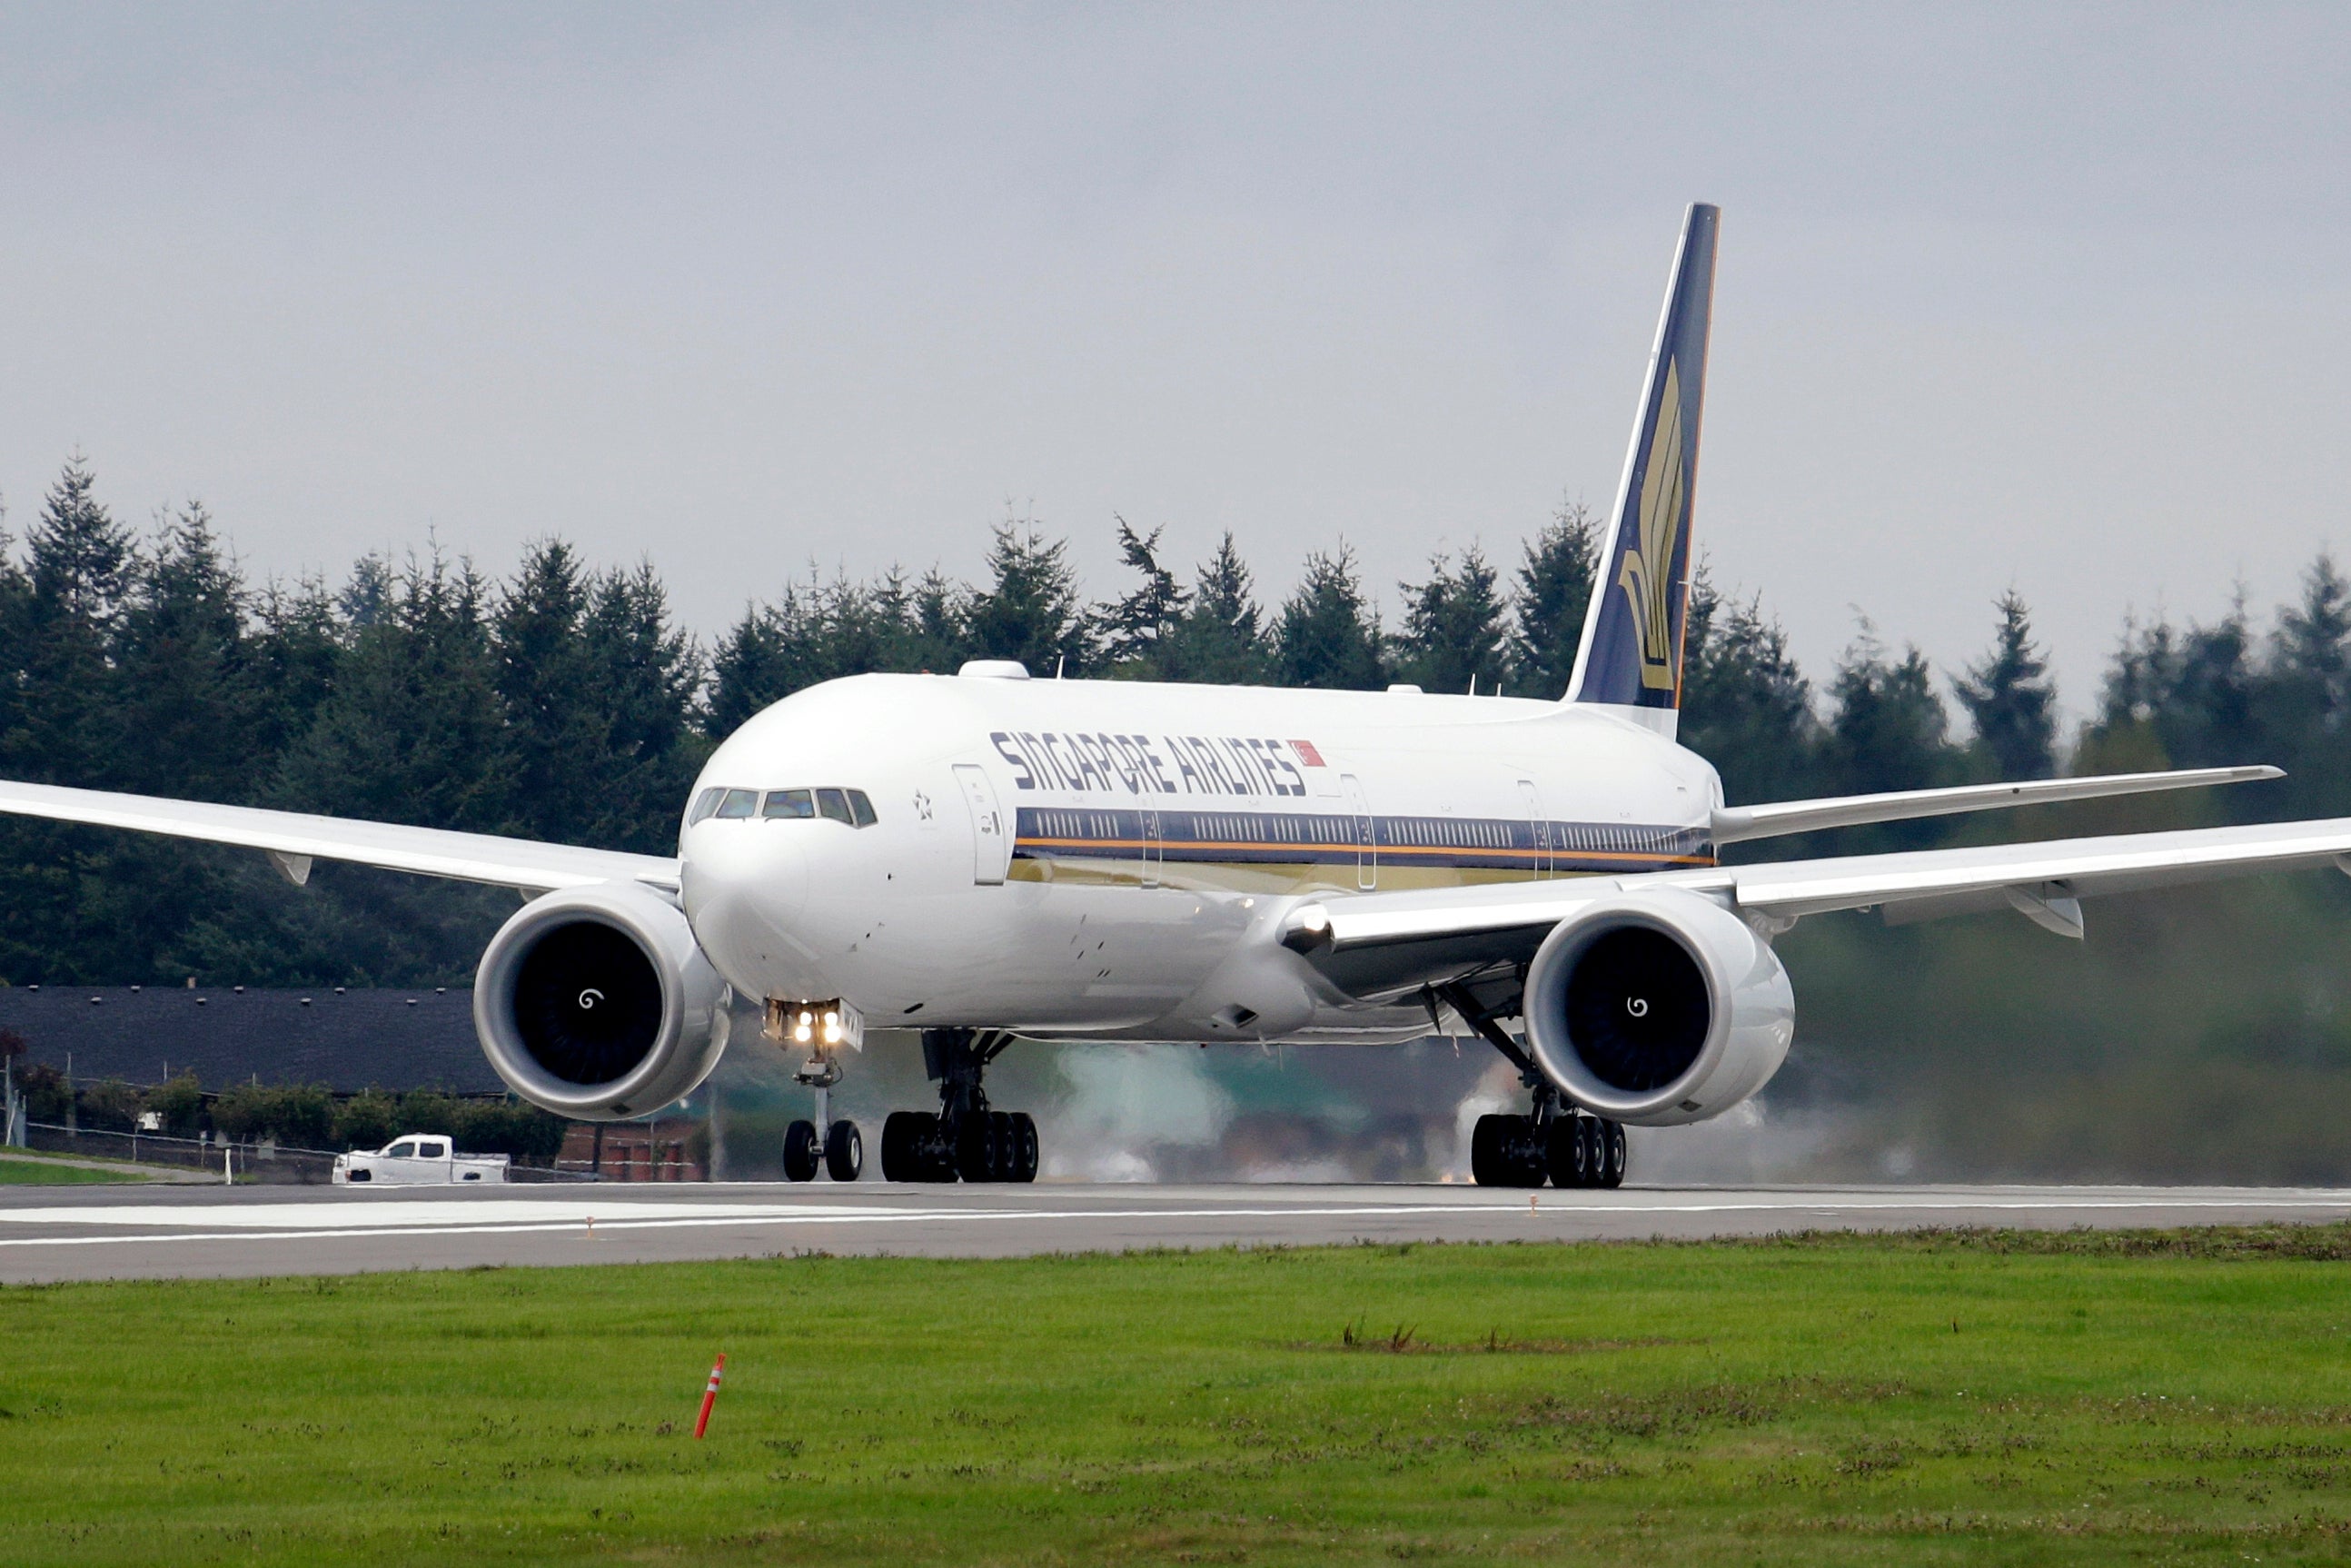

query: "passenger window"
xmin=716 ymin=789 xmax=759 ymax=819
xmin=387 ymin=1142 xmax=417 ymax=1158
xmin=763 ymin=789 xmax=816 ymax=819
xmin=688 ymin=787 xmax=725 ymax=825
xmin=816 ymin=788 xmax=854 ymax=825
xmin=420 ymin=1142 xmax=447 ymax=1159
xmin=848 ymin=789 xmax=878 ymax=828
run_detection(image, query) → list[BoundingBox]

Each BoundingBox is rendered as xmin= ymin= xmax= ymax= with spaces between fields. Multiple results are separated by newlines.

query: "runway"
xmin=4 ymin=1180 xmax=2351 ymax=1283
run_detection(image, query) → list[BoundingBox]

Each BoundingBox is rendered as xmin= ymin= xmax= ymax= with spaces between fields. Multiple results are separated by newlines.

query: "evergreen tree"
xmin=963 ymin=521 xmax=1093 ymax=676
xmin=1953 ymin=590 xmax=2058 ymax=781
xmin=248 ymin=573 xmax=342 ymax=776
xmin=1678 ymin=571 xmax=1820 ymax=809
xmin=1163 ymin=533 xmax=1273 ymax=685
xmin=1274 ymin=547 xmax=1386 ymax=690
xmin=577 ymin=561 xmax=706 ymax=852
xmin=1392 ymin=547 xmax=1507 ymax=693
xmin=1822 ymin=622 xmax=1956 ymax=809
xmin=1098 ymin=519 xmax=1186 ymax=678
xmin=2259 ymin=555 xmax=2351 ymax=818
xmin=4 ymin=458 xmax=135 ymax=786
xmin=0 ymin=496 xmax=35 ymax=752
xmin=493 ymin=540 xmax=604 ymax=845
xmin=112 ymin=502 xmax=261 ymax=802
xmin=1509 ymin=499 xmax=1601 ymax=699
xmin=274 ymin=551 xmax=512 ymax=832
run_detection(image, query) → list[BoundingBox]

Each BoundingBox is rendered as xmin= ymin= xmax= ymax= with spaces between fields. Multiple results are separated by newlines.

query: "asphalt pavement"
xmin=3 ymin=1179 xmax=2350 ymax=1283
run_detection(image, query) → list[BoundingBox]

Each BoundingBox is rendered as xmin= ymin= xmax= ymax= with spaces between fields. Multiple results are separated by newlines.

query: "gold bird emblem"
xmin=1615 ymin=358 xmax=1687 ymax=691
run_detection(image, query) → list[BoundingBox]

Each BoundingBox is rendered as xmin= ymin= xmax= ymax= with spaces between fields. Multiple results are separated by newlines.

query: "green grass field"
xmin=8 ymin=1229 xmax=2351 ymax=1563
xmin=0 ymin=1155 xmax=148 ymax=1185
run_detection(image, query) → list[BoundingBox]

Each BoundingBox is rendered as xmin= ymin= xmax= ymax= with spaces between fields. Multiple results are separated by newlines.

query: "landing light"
xmin=764 ymin=996 xmax=865 ymax=1051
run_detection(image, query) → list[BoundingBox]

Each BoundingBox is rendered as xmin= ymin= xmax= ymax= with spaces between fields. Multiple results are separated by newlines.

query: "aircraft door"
xmin=953 ymin=764 xmax=1012 ymax=886
xmin=1141 ymin=808 xmax=1163 ymax=889
xmin=1518 ymin=779 xmax=1552 ymax=879
xmin=1341 ymin=773 xmax=1375 ymax=890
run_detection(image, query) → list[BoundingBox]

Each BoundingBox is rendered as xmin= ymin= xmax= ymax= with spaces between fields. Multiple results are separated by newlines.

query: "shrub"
xmin=332 ymin=1089 xmax=402 ymax=1151
xmin=211 ymin=1083 xmax=334 ymax=1147
xmin=15 ymin=1063 xmax=71 ymax=1124
xmin=79 ymin=1079 xmax=143 ymax=1132
xmin=145 ymin=1073 xmax=205 ymax=1137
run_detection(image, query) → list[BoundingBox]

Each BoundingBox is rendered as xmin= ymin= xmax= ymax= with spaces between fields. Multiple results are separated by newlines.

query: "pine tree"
xmin=1392 ymin=547 xmax=1507 ymax=693
xmin=112 ymin=501 xmax=261 ymax=801
xmin=1163 ymin=533 xmax=1272 ymax=685
xmin=493 ymin=540 xmax=603 ymax=844
xmin=1954 ymin=590 xmax=2058 ymax=781
xmin=249 ymin=573 xmax=343 ymax=778
xmin=1822 ymin=621 xmax=1956 ymax=810
xmin=1274 ymin=547 xmax=1386 ymax=690
xmin=5 ymin=458 xmax=135 ymax=786
xmin=1098 ymin=519 xmax=1186 ymax=678
xmin=963 ymin=521 xmax=1093 ymax=676
xmin=578 ymin=562 xmax=706 ymax=852
xmin=1678 ymin=572 xmax=1820 ymax=808
xmin=2260 ymin=555 xmax=2351 ymax=817
xmin=1509 ymin=499 xmax=1602 ymax=699
xmin=274 ymin=550 xmax=513 ymax=832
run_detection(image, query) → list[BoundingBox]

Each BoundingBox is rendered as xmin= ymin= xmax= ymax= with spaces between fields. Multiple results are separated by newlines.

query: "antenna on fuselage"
xmin=1055 ymin=655 xmax=1065 ymax=680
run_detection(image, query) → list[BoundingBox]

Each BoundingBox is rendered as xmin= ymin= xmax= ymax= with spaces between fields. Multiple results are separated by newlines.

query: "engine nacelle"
xmin=473 ymin=882 xmax=731 ymax=1122
xmin=1523 ymin=886 xmax=1794 ymax=1126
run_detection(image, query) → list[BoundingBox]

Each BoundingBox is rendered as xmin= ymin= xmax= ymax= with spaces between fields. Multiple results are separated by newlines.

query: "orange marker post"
xmin=693 ymin=1353 xmax=727 ymax=1439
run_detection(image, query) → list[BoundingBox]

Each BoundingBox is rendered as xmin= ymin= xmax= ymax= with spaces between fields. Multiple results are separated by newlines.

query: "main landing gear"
xmin=783 ymin=1047 xmax=863 ymax=1183
xmin=1435 ymin=981 xmax=1627 ymax=1190
xmin=880 ymin=1028 xmax=1040 ymax=1183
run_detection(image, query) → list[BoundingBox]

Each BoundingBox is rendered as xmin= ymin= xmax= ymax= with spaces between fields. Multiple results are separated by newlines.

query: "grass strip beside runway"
xmin=0 ymin=1157 xmax=147 ymax=1185
xmin=7 ymin=1227 xmax=2351 ymax=1564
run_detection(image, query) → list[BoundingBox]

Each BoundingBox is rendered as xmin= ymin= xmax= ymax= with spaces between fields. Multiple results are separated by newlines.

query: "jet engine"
xmin=1522 ymin=886 xmax=1793 ymax=1126
xmin=473 ymin=881 xmax=731 ymax=1122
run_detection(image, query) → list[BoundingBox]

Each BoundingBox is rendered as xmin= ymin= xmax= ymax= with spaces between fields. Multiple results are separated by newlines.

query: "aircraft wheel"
xmin=824 ymin=1119 xmax=863 ymax=1182
xmin=1598 ymin=1120 xmax=1627 ymax=1189
xmin=783 ymin=1119 xmax=820 ymax=1183
xmin=957 ymin=1112 xmax=1003 ymax=1183
xmin=1545 ymin=1116 xmax=1590 ymax=1188
xmin=1510 ymin=1117 xmax=1549 ymax=1186
xmin=880 ymin=1111 xmax=929 ymax=1182
xmin=1009 ymin=1112 xmax=1039 ymax=1183
xmin=1470 ymin=1113 xmax=1508 ymax=1186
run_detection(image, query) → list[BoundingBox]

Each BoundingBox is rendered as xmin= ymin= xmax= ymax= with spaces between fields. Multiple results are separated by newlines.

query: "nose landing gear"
xmin=880 ymin=1028 xmax=1040 ymax=1183
xmin=1437 ymin=981 xmax=1627 ymax=1190
xmin=781 ymin=1047 xmax=863 ymax=1183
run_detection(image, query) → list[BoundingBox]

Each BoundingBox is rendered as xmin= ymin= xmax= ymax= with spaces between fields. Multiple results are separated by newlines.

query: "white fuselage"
xmin=676 ymin=672 xmax=1723 ymax=1044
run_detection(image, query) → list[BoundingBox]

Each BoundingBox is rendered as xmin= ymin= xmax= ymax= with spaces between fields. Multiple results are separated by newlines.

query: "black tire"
xmin=1545 ymin=1116 xmax=1587 ymax=1188
xmin=1510 ymin=1116 xmax=1549 ymax=1187
xmin=957 ymin=1112 xmax=1002 ymax=1183
xmin=824 ymin=1119 xmax=863 ymax=1183
xmin=1009 ymin=1112 xmax=1039 ymax=1183
xmin=880 ymin=1111 xmax=928 ymax=1182
xmin=1599 ymin=1120 xmax=1627 ymax=1189
xmin=783 ymin=1119 xmax=820 ymax=1183
xmin=1470 ymin=1113 xmax=1507 ymax=1186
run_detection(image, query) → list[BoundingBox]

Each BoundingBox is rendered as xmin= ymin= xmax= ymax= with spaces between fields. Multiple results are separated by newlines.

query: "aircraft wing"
xmin=1282 ymin=815 xmax=2351 ymax=997
xmin=0 ymin=780 xmax=680 ymax=894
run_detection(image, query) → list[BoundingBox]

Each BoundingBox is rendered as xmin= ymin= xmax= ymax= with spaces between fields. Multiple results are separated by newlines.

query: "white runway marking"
xmin=5 ymin=1189 xmax=2351 ymax=1251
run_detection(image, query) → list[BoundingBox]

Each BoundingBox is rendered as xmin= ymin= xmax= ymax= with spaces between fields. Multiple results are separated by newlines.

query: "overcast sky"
xmin=5 ymin=3 xmax=2347 ymax=713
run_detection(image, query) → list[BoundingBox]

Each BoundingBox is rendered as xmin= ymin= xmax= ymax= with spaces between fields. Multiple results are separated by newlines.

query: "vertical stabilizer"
xmin=1564 ymin=203 xmax=1719 ymax=737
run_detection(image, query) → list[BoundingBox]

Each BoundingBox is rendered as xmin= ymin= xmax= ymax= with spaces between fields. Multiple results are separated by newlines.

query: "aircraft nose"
xmin=680 ymin=824 xmax=811 ymax=980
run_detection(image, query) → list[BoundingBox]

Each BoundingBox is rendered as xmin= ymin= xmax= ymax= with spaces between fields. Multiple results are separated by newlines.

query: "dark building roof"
xmin=0 ymin=986 xmax=500 ymax=1094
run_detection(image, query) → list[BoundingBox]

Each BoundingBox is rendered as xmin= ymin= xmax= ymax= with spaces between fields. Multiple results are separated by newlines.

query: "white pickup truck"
xmin=332 ymin=1134 xmax=511 ymax=1186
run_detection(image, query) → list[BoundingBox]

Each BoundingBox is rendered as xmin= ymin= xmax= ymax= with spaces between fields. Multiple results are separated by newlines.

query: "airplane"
xmin=2 ymin=202 xmax=2339 ymax=1189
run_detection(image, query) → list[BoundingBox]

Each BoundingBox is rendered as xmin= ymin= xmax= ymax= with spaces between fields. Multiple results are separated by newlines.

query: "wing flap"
xmin=0 ymin=781 xmax=680 ymax=894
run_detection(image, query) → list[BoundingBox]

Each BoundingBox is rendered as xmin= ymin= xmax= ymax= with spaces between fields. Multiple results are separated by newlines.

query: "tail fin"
xmin=1564 ymin=203 xmax=1719 ymax=736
